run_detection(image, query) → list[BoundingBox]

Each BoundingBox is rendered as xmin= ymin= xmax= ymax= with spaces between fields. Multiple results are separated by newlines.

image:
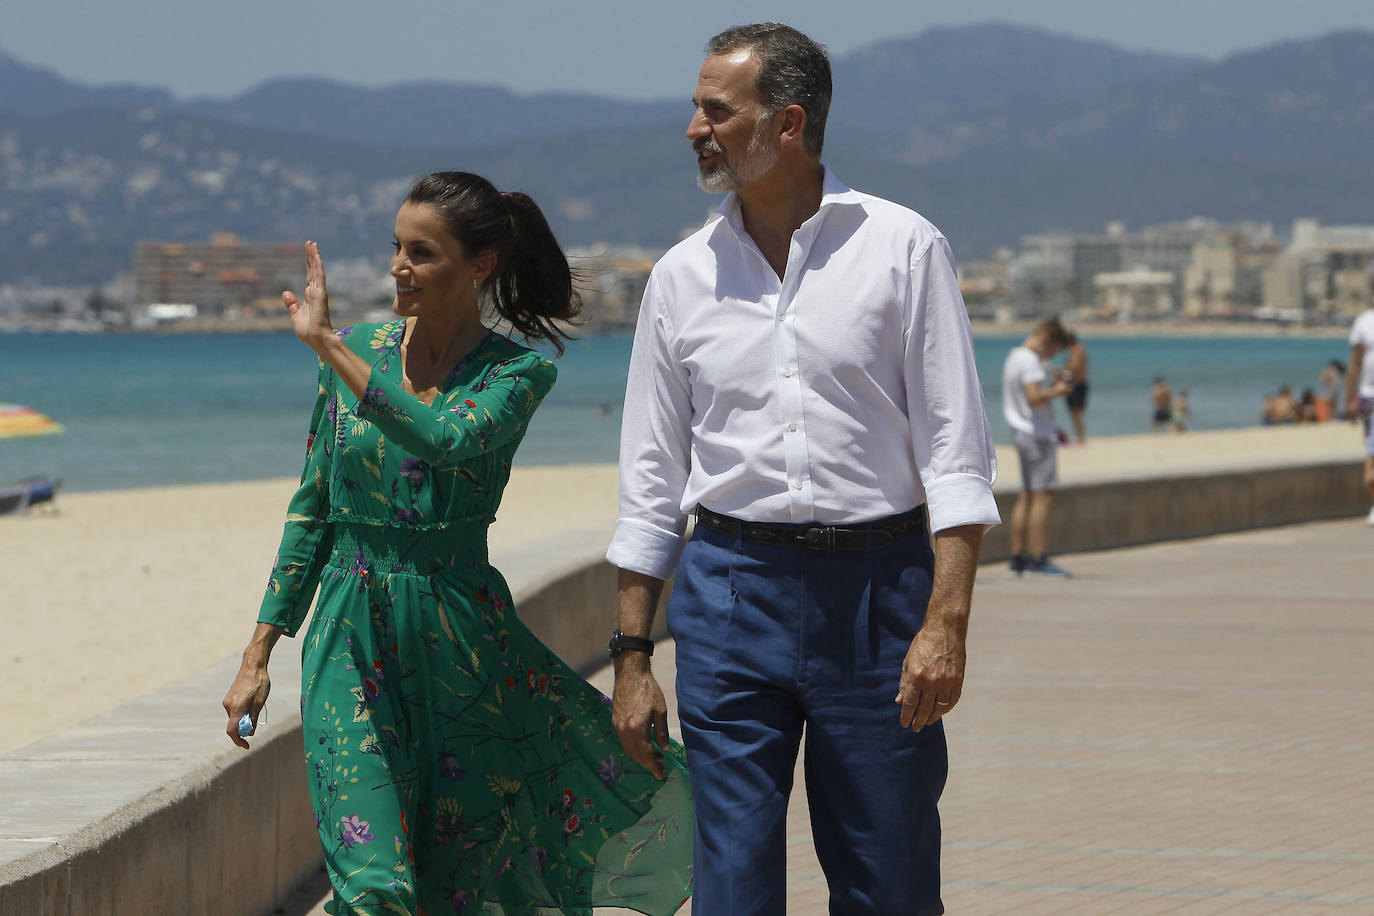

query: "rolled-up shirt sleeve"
xmin=906 ymin=236 xmax=1001 ymax=533
xmin=607 ymin=274 xmax=695 ymax=580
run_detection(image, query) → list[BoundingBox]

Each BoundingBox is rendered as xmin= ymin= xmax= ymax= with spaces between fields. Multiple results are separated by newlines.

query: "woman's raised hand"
xmin=282 ymin=240 xmax=334 ymax=347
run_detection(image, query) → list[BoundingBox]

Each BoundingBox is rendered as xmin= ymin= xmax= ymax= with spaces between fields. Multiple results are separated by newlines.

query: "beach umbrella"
xmin=0 ymin=403 xmax=64 ymax=440
xmin=0 ymin=403 xmax=63 ymax=482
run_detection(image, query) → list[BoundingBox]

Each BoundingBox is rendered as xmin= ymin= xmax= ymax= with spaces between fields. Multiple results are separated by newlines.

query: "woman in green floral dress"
xmin=222 ymin=172 xmax=693 ymax=915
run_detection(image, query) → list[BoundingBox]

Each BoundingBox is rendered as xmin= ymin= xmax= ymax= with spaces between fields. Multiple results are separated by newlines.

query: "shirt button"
xmin=782 ymin=368 xmax=793 ymax=378
xmin=787 ymin=422 xmax=798 ymax=432
xmin=793 ymin=480 xmax=803 ymax=490
xmin=777 ymin=313 xmax=787 ymax=322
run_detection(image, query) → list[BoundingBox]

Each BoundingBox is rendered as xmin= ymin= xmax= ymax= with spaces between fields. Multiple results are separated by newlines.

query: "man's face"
xmin=687 ymin=51 xmax=779 ymax=193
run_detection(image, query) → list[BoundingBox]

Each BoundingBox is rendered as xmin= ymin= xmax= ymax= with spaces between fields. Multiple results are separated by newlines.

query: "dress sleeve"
xmin=354 ymin=349 xmax=557 ymax=467
xmin=258 ymin=358 xmax=337 ymax=637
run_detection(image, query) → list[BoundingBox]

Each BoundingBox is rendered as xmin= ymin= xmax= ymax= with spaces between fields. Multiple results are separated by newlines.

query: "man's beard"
xmin=696 ymin=116 xmax=779 ymax=193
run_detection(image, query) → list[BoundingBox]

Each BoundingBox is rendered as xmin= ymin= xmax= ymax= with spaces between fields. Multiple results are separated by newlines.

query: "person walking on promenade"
xmin=222 ymin=172 xmax=693 ymax=915
xmin=1151 ymin=376 xmax=1173 ymax=432
xmin=607 ymin=23 xmax=999 ymax=914
xmin=1063 ymin=332 xmax=1090 ymax=443
xmin=1346 ymin=282 xmax=1374 ymax=524
xmin=1003 ymin=319 xmax=1074 ymax=577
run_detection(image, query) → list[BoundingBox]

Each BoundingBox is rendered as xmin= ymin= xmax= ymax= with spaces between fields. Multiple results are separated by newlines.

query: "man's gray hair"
xmin=706 ymin=23 xmax=831 ymax=157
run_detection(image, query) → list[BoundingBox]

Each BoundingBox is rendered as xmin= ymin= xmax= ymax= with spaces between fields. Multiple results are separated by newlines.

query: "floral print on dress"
xmin=258 ymin=322 xmax=693 ymax=915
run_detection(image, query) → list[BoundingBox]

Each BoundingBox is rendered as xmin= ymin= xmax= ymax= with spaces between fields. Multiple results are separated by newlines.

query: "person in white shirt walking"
xmin=605 ymin=23 xmax=999 ymax=915
xmin=1345 ymin=280 xmax=1374 ymax=524
xmin=1002 ymin=320 xmax=1074 ymax=576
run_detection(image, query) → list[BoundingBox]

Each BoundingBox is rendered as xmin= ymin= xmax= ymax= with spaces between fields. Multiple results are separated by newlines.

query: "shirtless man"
xmin=1150 ymin=376 xmax=1172 ymax=433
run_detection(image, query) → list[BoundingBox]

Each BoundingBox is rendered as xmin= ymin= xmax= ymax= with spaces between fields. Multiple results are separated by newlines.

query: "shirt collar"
xmin=709 ymin=165 xmax=865 ymax=236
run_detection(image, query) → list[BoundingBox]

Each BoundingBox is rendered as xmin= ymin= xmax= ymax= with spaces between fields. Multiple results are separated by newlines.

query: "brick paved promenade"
xmin=286 ymin=517 xmax=1374 ymax=915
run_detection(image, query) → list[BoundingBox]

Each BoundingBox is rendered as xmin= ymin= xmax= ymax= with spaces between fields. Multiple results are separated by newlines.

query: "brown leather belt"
xmin=694 ymin=504 xmax=927 ymax=552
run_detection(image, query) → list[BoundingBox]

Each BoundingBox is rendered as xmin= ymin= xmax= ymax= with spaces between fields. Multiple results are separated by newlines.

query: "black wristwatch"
xmin=608 ymin=629 xmax=655 ymax=659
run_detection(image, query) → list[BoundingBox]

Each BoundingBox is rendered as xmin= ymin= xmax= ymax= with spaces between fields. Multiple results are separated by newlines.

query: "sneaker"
xmin=1009 ymin=553 xmax=1027 ymax=575
xmin=1024 ymin=555 xmax=1073 ymax=578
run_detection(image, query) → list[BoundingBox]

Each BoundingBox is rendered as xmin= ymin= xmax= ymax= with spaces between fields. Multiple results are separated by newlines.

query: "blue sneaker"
xmin=1009 ymin=553 xmax=1027 ymax=576
xmin=1025 ymin=555 xmax=1073 ymax=578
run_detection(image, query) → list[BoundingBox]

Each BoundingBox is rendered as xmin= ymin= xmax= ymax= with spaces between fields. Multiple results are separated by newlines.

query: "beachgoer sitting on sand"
xmin=1263 ymin=385 xmax=1297 ymax=425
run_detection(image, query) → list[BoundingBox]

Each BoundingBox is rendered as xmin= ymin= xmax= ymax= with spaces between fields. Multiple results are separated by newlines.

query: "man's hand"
xmin=896 ymin=523 xmax=983 ymax=732
xmin=895 ymin=616 xmax=966 ymax=732
xmin=612 ymin=657 xmax=670 ymax=779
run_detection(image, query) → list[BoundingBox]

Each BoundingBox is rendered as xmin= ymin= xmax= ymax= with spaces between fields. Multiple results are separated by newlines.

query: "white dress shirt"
xmin=607 ymin=168 xmax=1000 ymax=580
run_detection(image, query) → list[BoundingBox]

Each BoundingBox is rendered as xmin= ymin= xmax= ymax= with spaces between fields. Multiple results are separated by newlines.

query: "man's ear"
xmin=777 ymin=104 xmax=808 ymax=149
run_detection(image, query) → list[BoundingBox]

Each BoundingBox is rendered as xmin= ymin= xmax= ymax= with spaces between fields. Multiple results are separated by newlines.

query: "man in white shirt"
xmin=1345 ymin=283 xmax=1374 ymax=524
xmin=1002 ymin=320 xmax=1074 ymax=576
xmin=605 ymin=23 xmax=999 ymax=915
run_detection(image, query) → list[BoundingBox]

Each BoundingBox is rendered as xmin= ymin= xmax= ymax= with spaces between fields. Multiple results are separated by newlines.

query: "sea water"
xmin=0 ymin=331 xmax=1350 ymax=492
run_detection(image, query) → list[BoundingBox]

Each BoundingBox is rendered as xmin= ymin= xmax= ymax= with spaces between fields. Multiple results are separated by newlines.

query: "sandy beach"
xmin=1 ymin=422 xmax=1366 ymax=755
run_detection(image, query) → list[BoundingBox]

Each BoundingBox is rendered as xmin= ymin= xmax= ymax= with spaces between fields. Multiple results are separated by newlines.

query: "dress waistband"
xmin=330 ymin=521 xmax=488 ymax=578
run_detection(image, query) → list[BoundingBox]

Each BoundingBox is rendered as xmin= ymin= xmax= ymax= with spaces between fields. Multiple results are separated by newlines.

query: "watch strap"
xmin=608 ymin=629 xmax=655 ymax=658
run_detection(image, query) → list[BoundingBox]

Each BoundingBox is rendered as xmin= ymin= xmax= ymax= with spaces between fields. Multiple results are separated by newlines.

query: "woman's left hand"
xmin=282 ymin=240 xmax=335 ymax=349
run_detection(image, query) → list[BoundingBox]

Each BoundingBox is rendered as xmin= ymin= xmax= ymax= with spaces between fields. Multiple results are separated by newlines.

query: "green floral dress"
xmin=258 ymin=320 xmax=693 ymax=916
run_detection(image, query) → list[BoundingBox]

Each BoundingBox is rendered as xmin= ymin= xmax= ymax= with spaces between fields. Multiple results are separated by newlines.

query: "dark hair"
xmin=404 ymin=171 xmax=582 ymax=354
xmin=706 ymin=23 xmax=831 ymax=156
xmin=1033 ymin=318 xmax=1071 ymax=348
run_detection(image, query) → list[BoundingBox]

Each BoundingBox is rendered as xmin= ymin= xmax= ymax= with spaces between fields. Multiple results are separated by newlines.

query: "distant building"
xmin=1094 ymin=269 xmax=1175 ymax=322
xmin=1011 ymin=219 xmax=1282 ymax=320
xmin=134 ymin=233 xmax=302 ymax=319
xmin=1280 ymin=219 xmax=1374 ymax=321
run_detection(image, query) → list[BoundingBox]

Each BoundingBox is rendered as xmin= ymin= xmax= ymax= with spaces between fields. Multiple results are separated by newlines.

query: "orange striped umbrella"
xmin=0 ymin=403 xmax=63 ymax=439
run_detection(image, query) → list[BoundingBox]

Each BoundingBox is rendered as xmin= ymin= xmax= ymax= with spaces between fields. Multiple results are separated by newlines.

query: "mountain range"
xmin=3 ymin=23 xmax=1374 ymax=286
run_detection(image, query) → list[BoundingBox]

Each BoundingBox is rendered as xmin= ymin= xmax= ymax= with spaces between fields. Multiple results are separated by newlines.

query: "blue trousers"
xmin=667 ymin=521 xmax=947 ymax=916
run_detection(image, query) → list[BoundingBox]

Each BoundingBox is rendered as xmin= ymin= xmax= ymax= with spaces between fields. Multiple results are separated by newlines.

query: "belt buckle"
xmin=801 ymin=525 xmax=836 ymax=551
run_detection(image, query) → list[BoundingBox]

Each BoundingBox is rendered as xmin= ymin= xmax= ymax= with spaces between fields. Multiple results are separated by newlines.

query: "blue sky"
xmin=6 ymin=0 xmax=1374 ymax=99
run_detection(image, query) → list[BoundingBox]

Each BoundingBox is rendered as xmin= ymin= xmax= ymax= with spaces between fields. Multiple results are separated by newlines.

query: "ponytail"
xmin=493 ymin=191 xmax=582 ymax=355
xmin=404 ymin=171 xmax=583 ymax=354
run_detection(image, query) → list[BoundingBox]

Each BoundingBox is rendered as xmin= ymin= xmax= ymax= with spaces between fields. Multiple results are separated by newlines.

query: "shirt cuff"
xmin=606 ymin=517 xmax=687 ymax=581
xmin=924 ymin=473 xmax=1001 ymax=533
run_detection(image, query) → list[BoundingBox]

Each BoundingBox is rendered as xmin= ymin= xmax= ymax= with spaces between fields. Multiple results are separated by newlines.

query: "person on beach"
xmin=221 ymin=172 xmax=693 ymax=915
xmin=1318 ymin=360 xmax=1344 ymax=422
xmin=1150 ymin=376 xmax=1173 ymax=432
xmin=1172 ymin=388 xmax=1193 ymax=433
xmin=1346 ymin=285 xmax=1374 ymax=524
xmin=607 ymin=23 xmax=998 ymax=914
xmin=1003 ymin=320 xmax=1074 ymax=577
xmin=1298 ymin=389 xmax=1319 ymax=423
xmin=1063 ymin=332 xmax=1090 ymax=443
xmin=1263 ymin=385 xmax=1297 ymax=425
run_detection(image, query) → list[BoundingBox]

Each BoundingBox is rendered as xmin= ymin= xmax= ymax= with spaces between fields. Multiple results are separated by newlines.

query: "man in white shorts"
xmin=1003 ymin=319 xmax=1074 ymax=575
xmin=1345 ymin=282 xmax=1374 ymax=525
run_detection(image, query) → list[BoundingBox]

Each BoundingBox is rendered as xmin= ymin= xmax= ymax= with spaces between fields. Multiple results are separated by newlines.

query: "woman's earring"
xmin=473 ymin=279 xmax=479 ymax=290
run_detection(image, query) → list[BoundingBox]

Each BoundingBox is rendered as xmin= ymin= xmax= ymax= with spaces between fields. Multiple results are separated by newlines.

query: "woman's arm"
xmin=221 ymin=621 xmax=283 ymax=749
xmin=222 ymin=353 xmax=337 ymax=747
xmin=286 ymin=241 xmax=556 ymax=466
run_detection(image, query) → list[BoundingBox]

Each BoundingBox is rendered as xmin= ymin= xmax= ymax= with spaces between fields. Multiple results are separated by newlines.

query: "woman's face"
xmin=389 ymin=202 xmax=493 ymax=319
